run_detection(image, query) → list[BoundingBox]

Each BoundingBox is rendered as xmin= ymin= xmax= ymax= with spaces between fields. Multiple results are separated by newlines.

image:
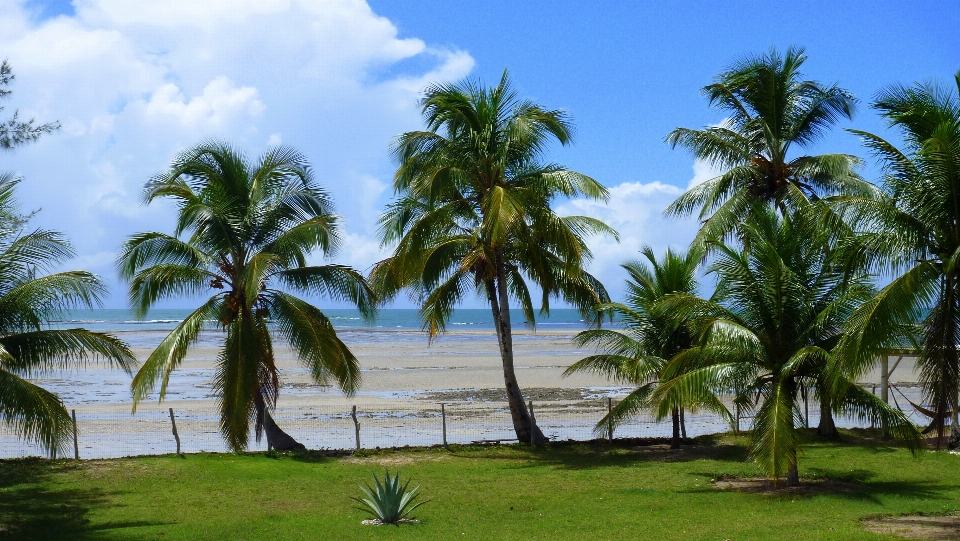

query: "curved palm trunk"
xmin=488 ymin=261 xmax=546 ymax=445
xmin=255 ymin=392 xmax=305 ymax=451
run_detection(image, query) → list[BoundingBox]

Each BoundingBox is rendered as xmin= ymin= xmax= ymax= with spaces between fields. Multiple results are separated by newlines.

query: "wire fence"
xmin=0 ymin=385 xmax=930 ymax=459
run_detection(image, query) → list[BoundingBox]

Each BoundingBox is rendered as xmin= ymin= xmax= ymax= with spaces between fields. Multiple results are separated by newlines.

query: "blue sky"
xmin=1 ymin=0 xmax=958 ymax=309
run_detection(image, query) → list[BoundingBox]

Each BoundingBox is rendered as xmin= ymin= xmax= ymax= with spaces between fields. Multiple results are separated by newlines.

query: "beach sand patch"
xmin=341 ymin=452 xmax=450 ymax=466
xmin=862 ymin=514 xmax=960 ymax=540
xmin=713 ymin=476 xmax=860 ymax=496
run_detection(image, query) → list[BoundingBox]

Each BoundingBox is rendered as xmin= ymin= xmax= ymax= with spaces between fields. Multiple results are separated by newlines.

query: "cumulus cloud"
xmin=556 ymin=162 xmax=708 ymax=301
xmin=1 ymin=0 xmax=714 ymax=310
xmin=0 ymin=0 xmax=473 ymax=307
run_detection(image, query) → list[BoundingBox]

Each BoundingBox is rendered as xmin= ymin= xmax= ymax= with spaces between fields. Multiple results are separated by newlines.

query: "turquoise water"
xmin=49 ymin=308 xmax=601 ymax=347
xmin=51 ymin=308 xmax=596 ymax=331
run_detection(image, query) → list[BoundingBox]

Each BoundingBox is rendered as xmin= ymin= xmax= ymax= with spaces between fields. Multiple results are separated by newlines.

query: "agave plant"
xmin=352 ymin=470 xmax=428 ymax=524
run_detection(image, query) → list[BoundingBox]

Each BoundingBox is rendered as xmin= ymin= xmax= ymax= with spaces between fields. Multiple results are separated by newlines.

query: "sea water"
xmin=49 ymin=307 xmax=602 ymax=347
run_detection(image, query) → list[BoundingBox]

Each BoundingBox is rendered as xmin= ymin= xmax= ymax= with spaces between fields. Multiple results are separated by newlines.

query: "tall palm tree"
xmin=372 ymin=70 xmax=616 ymax=444
xmin=119 ymin=142 xmax=375 ymax=452
xmin=655 ymin=206 xmax=919 ymax=485
xmin=665 ymin=47 xmax=870 ymax=244
xmin=565 ymin=246 xmax=701 ymax=449
xmin=837 ymin=72 xmax=960 ymax=448
xmin=0 ymin=175 xmax=135 ymax=456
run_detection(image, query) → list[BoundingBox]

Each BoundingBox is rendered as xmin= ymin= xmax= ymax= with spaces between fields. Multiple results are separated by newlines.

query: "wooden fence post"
xmin=607 ymin=398 xmax=614 ymax=442
xmin=71 ymin=409 xmax=79 ymax=460
xmin=168 ymin=408 xmax=182 ymax=456
xmin=802 ymin=384 xmax=809 ymax=429
xmin=441 ymin=403 xmax=447 ymax=447
xmin=351 ymin=405 xmax=360 ymax=451
xmin=881 ymin=354 xmax=890 ymax=438
xmin=734 ymin=400 xmax=740 ymax=435
xmin=528 ymin=401 xmax=536 ymax=447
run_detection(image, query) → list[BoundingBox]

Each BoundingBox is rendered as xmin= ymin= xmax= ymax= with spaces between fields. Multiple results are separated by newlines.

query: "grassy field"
xmin=0 ymin=431 xmax=958 ymax=540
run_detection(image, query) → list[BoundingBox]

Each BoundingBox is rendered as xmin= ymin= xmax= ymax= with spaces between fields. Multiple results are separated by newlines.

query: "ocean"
xmin=49 ymin=308 xmax=602 ymax=348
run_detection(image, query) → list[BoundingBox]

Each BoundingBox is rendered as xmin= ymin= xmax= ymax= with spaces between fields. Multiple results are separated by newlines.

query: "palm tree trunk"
xmin=950 ymin=393 xmax=960 ymax=450
xmin=786 ymin=382 xmax=800 ymax=485
xmin=786 ymin=456 xmax=800 ymax=486
xmin=254 ymin=392 xmax=305 ymax=451
xmin=679 ymin=406 xmax=687 ymax=440
xmin=816 ymin=390 xmax=838 ymax=438
xmin=670 ymin=408 xmax=681 ymax=449
xmin=488 ymin=260 xmax=546 ymax=445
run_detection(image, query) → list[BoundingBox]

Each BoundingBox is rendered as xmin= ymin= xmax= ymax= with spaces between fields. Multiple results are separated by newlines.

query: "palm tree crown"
xmin=655 ymin=206 xmax=918 ymax=484
xmin=565 ymin=246 xmax=701 ymax=448
xmin=838 ymin=72 xmax=960 ymax=446
xmin=0 ymin=175 xmax=135 ymax=455
xmin=372 ymin=70 xmax=616 ymax=443
xmin=665 ymin=47 xmax=869 ymax=243
xmin=119 ymin=142 xmax=374 ymax=451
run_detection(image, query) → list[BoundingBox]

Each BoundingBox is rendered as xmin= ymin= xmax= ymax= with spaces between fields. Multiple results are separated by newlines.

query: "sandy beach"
xmin=1 ymin=328 xmax=928 ymax=459
xmin=42 ymin=328 xmax=923 ymax=413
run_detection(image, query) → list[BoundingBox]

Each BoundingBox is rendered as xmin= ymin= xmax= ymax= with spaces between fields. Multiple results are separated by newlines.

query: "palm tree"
xmin=837 ymin=72 xmax=960 ymax=448
xmin=119 ymin=142 xmax=375 ymax=452
xmin=655 ymin=206 xmax=919 ymax=485
xmin=0 ymin=175 xmax=135 ymax=456
xmin=664 ymin=47 xmax=870 ymax=244
xmin=371 ymin=70 xmax=616 ymax=444
xmin=565 ymin=246 xmax=701 ymax=449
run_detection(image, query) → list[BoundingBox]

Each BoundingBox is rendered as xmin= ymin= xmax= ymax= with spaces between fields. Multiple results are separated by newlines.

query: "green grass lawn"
xmin=1 ymin=431 xmax=957 ymax=540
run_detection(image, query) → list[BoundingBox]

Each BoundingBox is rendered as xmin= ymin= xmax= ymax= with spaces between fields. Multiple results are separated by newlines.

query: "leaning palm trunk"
xmin=254 ymin=391 xmax=305 ymax=451
xmin=489 ymin=269 xmax=545 ymax=443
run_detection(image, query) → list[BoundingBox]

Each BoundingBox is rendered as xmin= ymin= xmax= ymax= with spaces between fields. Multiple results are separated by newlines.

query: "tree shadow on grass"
xmin=678 ymin=466 xmax=951 ymax=505
xmin=445 ymin=437 xmax=751 ymax=471
xmin=0 ymin=458 xmax=166 ymax=541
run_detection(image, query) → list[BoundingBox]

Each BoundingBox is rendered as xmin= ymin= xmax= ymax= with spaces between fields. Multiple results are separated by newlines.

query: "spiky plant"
xmin=352 ymin=470 xmax=428 ymax=524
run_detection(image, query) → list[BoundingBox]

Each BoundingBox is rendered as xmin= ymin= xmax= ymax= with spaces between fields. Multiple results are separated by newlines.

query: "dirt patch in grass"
xmin=862 ymin=514 xmax=960 ymax=540
xmin=713 ymin=476 xmax=860 ymax=496
xmin=341 ymin=451 xmax=450 ymax=466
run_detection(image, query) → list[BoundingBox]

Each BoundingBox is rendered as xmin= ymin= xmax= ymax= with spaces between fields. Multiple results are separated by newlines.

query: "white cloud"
xmin=0 ymin=0 xmax=473 ymax=307
xmin=137 ymin=78 xmax=264 ymax=129
xmin=688 ymin=158 xmax=723 ymax=189
xmin=556 ymin=162 xmax=707 ymax=301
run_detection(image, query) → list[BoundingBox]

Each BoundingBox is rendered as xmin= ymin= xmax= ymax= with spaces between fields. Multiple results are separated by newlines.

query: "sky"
xmin=0 ymin=0 xmax=957 ymax=310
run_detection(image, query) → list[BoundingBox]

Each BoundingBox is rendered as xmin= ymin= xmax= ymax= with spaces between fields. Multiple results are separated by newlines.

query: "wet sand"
xmin=38 ymin=329 xmax=924 ymax=412
xmin=4 ymin=330 xmax=929 ymax=458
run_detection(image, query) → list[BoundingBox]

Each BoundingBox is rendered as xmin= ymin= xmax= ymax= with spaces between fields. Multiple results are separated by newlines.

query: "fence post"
xmin=528 ymin=400 xmax=536 ymax=447
xmin=802 ymin=384 xmax=809 ymax=429
xmin=71 ymin=409 xmax=79 ymax=460
xmin=881 ymin=354 xmax=890 ymax=438
xmin=441 ymin=403 xmax=447 ymax=447
xmin=607 ymin=397 xmax=614 ymax=442
xmin=351 ymin=405 xmax=360 ymax=451
xmin=168 ymin=408 xmax=182 ymax=456
xmin=734 ymin=400 xmax=740 ymax=435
